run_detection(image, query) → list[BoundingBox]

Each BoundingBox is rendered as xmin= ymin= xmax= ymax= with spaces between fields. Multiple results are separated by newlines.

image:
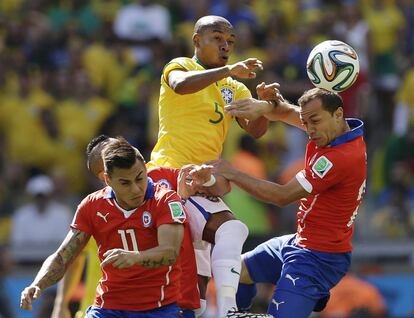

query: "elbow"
xmin=269 ymin=196 xmax=289 ymax=208
xmin=171 ymin=81 xmax=191 ymax=95
xmin=249 ymin=118 xmax=269 ymax=138
xmin=250 ymin=128 xmax=267 ymax=139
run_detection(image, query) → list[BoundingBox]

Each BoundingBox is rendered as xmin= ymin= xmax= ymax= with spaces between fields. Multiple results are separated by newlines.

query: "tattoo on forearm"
xmin=33 ymin=230 xmax=89 ymax=290
xmin=138 ymin=252 xmax=177 ymax=268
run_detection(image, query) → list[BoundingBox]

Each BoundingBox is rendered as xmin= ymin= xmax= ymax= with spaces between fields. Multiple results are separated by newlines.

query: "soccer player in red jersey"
xmin=21 ymin=138 xmax=191 ymax=318
xmin=212 ymin=87 xmax=367 ymax=318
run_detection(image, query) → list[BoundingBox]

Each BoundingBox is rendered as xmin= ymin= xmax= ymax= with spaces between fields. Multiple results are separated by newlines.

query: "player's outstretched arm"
xmin=211 ymin=159 xmax=309 ymax=207
xmin=168 ymin=58 xmax=263 ymax=95
xmin=20 ymin=229 xmax=90 ymax=311
xmin=51 ymin=251 xmax=86 ymax=318
xmin=224 ymin=82 xmax=304 ymax=130
xmin=101 ymin=223 xmax=184 ymax=269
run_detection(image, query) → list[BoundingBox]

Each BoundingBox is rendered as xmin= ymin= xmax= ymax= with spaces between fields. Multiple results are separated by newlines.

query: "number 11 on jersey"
xmin=118 ymin=229 xmax=139 ymax=251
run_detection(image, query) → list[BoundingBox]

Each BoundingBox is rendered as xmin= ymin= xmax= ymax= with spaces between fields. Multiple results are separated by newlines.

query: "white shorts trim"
xmin=184 ymin=195 xmax=231 ymax=249
xmin=195 ymin=245 xmax=211 ymax=277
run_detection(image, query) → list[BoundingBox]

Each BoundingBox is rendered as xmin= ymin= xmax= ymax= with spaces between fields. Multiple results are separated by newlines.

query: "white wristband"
xmin=202 ymin=175 xmax=216 ymax=187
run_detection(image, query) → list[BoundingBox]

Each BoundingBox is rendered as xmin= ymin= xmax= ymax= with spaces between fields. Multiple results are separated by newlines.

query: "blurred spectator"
xmin=210 ymin=0 xmax=257 ymax=27
xmin=383 ymin=126 xmax=414 ymax=188
xmin=47 ymin=0 xmax=102 ymax=36
xmin=0 ymin=245 xmax=15 ymax=318
xmin=10 ymin=175 xmax=72 ymax=263
xmin=113 ymin=0 xmax=171 ymax=64
xmin=364 ymin=0 xmax=405 ymax=131
xmin=334 ymin=1 xmax=370 ymax=118
xmin=393 ymin=60 xmax=414 ymax=136
xmin=371 ymin=181 xmax=414 ymax=239
xmin=320 ymin=273 xmax=387 ymax=318
xmin=225 ymin=135 xmax=273 ymax=242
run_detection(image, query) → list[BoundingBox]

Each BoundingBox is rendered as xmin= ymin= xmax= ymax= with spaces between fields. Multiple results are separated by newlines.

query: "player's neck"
xmin=193 ymin=55 xmax=209 ymax=69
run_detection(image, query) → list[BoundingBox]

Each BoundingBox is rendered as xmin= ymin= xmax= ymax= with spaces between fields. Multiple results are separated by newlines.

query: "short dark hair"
xmin=194 ymin=15 xmax=233 ymax=34
xmin=298 ymin=88 xmax=343 ymax=114
xmin=103 ymin=138 xmax=145 ymax=176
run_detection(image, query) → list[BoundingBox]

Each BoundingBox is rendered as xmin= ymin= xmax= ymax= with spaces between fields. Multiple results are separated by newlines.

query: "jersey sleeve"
xmin=70 ymin=196 xmax=94 ymax=235
xmin=148 ymin=166 xmax=179 ymax=191
xmin=155 ymin=190 xmax=187 ymax=227
xmin=296 ymin=150 xmax=347 ymax=195
xmin=233 ymin=81 xmax=252 ymax=100
xmin=162 ymin=57 xmax=194 ymax=85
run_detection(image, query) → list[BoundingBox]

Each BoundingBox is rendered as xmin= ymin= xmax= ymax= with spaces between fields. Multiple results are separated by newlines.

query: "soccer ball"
xmin=306 ymin=40 xmax=359 ymax=92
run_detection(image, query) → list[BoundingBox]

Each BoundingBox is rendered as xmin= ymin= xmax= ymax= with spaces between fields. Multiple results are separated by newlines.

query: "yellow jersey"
xmin=75 ymin=239 xmax=100 ymax=318
xmin=149 ymin=57 xmax=251 ymax=168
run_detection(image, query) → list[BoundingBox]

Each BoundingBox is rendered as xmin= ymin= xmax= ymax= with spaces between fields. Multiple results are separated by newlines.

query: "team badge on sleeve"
xmin=168 ymin=201 xmax=186 ymax=223
xmin=312 ymin=156 xmax=333 ymax=178
xmin=157 ymin=179 xmax=172 ymax=189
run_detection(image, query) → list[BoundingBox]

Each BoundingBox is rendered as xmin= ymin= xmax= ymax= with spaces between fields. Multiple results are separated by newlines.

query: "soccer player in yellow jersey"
xmin=149 ymin=15 xmax=272 ymax=318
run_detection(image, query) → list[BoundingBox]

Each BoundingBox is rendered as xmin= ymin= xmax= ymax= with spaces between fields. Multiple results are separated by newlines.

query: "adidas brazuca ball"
xmin=306 ymin=40 xmax=359 ymax=92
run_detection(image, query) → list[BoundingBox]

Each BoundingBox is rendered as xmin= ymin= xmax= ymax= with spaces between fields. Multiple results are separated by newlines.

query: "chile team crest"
xmin=221 ymin=87 xmax=234 ymax=104
xmin=142 ymin=211 xmax=152 ymax=227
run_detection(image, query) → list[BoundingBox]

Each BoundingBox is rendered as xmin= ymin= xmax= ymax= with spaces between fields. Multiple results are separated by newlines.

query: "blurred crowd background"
xmin=0 ymin=0 xmax=414 ymax=317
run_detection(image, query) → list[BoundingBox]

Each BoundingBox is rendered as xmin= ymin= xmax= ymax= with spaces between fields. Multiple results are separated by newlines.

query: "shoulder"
xmin=152 ymin=184 xmax=181 ymax=203
xmin=78 ymin=188 xmax=108 ymax=209
xmin=148 ymin=167 xmax=179 ymax=190
xmin=164 ymin=57 xmax=197 ymax=72
xmin=150 ymin=186 xmax=186 ymax=222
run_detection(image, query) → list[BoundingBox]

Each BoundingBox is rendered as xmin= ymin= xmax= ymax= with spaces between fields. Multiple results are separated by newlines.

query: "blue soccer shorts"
xmin=243 ymin=234 xmax=351 ymax=318
xmin=85 ymin=303 xmax=182 ymax=318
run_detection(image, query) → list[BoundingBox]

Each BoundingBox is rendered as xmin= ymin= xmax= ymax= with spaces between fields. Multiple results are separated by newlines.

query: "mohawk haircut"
xmin=86 ymin=134 xmax=110 ymax=157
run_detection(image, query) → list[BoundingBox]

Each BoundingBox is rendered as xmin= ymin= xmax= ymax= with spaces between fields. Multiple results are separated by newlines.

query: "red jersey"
xmin=148 ymin=166 xmax=200 ymax=310
xmin=71 ymin=179 xmax=187 ymax=311
xmin=294 ymin=119 xmax=367 ymax=253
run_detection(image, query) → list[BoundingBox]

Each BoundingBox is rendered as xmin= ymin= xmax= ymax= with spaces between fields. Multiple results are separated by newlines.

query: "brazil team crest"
xmin=221 ymin=87 xmax=234 ymax=104
xmin=168 ymin=201 xmax=186 ymax=223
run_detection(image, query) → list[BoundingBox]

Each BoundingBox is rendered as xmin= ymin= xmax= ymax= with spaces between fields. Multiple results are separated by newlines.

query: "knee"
xmin=215 ymin=219 xmax=249 ymax=242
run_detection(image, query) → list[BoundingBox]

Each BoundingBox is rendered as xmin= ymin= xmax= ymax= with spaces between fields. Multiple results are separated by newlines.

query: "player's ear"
xmin=335 ymin=107 xmax=344 ymax=121
xmin=193 ymin=33 xmax=200 ymax=48
xmin=103 ymin=173 xmax=111 ymax=186
xmin=98 ymin=171 xmax=105 ymax=182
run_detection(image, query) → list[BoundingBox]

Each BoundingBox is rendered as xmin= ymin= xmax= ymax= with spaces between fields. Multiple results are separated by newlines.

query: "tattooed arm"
xmin=20 ymin=229 xmax=90 ymax=310
xmin=101 ymin=223 xmax=184 ymax=269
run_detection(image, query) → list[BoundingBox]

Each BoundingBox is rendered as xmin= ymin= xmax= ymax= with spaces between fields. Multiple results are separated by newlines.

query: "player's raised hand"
xmin=228 ymin=58 xmax=263 ymax=79
xmin=189 ymin=164 xmax=214 ymax=187
xmin=101 ymin=249 xmax=138 ymax=269
xmin=177 ymin=164 xmax=198 ymax=199
xmin=210 ymin=159 xmax=236 ymax=180
xmin=20 ymin=285 xmax=42 ymax=310
xmin=224 ymin=98 xmax=274 ymax=120
xmin=256 ymin=82 xmax=283 ymax=102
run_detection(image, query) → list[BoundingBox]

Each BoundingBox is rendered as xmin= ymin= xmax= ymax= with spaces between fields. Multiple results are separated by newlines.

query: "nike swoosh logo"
xmin=230 ymin=267 xmax=240 ymax=275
